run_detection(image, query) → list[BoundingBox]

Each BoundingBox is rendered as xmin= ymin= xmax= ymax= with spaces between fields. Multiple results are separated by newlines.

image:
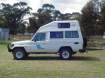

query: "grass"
xmin=0 ymin=41 xmax=10 ymax=45
xmin=0 ymin=44 xmax=105 ymax=78
xmin=88 ymin=36 xmax=105 ymax=48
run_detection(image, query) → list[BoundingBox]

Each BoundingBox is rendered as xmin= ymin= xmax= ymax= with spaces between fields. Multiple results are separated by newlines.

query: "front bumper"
xmin=7 ymin=44 xmax=12 ymax=52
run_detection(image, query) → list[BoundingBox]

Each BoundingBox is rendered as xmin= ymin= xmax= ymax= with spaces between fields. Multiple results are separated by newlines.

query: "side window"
xmin=34 ymin=33 xmax=46 ymax=41
xmin=65 ymin=31 xmax=79 ymax=38
xmin=58 ymin=23 xmax=70 ymax=28
xmin=50 ymin=31 xmax=63 ymax=39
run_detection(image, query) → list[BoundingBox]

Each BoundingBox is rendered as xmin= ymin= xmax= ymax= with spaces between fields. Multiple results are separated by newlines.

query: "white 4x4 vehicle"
xmin=8 ymin=20 xmax=87 ymax=60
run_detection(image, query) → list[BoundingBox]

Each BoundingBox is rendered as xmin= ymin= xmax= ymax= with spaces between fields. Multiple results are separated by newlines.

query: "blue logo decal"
xmin=36 ymin=44 xmax=44 ymax=49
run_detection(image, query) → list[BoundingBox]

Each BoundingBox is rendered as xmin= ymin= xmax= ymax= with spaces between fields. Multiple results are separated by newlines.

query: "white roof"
xmin=37 ymin=20 xmax=80 ymax=32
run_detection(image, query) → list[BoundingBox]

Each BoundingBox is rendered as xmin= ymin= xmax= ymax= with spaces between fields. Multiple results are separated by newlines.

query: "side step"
xmin=28 ymin=52 xmax=57 ymax=54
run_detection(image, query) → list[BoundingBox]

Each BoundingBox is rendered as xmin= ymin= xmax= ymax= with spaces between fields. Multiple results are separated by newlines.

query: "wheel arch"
xmin=58 ymin=46 xmax=73 ymax=53
xmin=13 ymin=47 xmax=26 ymax=53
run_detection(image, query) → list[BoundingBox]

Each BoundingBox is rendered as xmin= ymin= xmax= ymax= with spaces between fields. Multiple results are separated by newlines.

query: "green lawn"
xmin=0 ymin=44 xmax=105 ymax=78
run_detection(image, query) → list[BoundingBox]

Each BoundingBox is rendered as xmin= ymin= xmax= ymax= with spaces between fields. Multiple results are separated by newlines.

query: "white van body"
xmin=8 ymin=20 xmax=85 ymax=60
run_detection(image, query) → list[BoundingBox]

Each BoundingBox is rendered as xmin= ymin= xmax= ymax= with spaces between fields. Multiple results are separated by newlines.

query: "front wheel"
xmin=59 ymin=48 xmax=72 ymax=60
xmin=12 ymin=48 xmax=27 ymax=60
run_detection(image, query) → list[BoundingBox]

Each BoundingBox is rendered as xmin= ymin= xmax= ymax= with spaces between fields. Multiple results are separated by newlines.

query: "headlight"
xmin=10 ymin=44 xmax=14 ymax=47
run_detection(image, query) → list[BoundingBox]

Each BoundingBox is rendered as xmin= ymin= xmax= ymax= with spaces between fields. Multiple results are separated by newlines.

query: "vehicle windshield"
xmin=31 ymin=34 xmax=36 ymax=41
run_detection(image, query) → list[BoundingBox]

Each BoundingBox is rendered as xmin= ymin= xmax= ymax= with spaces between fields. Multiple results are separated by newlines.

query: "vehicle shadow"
xmin=71 ymin=56 xmax=100 ymax=61
xmin=87 ymin=48 xmax=104 ymax=51
xmin=24 ymin=56 xmax=100 ymax=61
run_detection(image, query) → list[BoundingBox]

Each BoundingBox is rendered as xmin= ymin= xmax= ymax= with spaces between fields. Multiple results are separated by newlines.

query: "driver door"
xmin=31 ymin=32 xmax=48 ymax=52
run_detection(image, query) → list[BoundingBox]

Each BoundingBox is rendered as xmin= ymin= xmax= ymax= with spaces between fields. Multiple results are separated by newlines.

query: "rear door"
xmin=64 ymin=31 xmax=82 ymax=51
xmin=44 ymin=31 xmax=64 ymax=53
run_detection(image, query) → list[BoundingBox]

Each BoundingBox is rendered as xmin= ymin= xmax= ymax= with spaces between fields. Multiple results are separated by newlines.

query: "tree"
xmin=27 ymin=16 xmax=38 ymax=33
xmin=100 ymin=0 xmax=105 ymax=34
xmin=80 ymin=0 xmax=105 ymax=36
xmin=0 ymin=2 xmax=32 ymax=34
xmin=80 ymin=1 xmax=97 ymax=36
xmin=28 ymin=3 xmax=82 ymax=33
xmin=42 ymin=4 xmax=55 ymax=11
xmin=28 ymin=4 xmax=59 ymax=33
xmin=0 ymin=15 xmax=7 ymax=28
xmin=53 ymin=10 xmax=61 ymax=20
xmin=60 ymin=13 xmax=72 ymax=20
xmin=17 ymin=21 xmax=27 ymax=34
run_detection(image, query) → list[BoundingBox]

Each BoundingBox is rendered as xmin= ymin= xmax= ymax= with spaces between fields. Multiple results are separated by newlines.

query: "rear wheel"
xmin=59 ymin=48 xmax=73 ymax=60
xmin=12 ymin=48 xmax=27 ymax=60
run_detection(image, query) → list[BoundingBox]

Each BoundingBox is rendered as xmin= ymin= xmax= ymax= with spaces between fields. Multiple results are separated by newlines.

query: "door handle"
xmin=74 ymin=42 xmax=79 ymax=44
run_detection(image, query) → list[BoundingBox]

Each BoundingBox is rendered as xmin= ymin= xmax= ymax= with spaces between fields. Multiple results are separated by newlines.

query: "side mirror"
xmin=32 ymin=39 xmax=37 ymax=42
xmin=32 ymin=36 xmax=37 ymax=42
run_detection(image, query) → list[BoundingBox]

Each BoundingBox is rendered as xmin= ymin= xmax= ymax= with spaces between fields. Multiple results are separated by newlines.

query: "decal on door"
xmin=36 ymin=44 xmax=44 ymax=49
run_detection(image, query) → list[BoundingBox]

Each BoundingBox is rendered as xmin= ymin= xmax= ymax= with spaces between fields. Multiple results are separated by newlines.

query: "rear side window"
xmin=65 ymin=31 xmax=79 ymax=38
xmin=50 ymin=31 xmax=63 ymax=39
xmin=58 ymin=23 xmax=70 ymax=28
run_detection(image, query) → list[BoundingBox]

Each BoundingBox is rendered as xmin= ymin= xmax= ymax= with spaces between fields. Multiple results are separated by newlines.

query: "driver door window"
xmin=33 ymin=33 xmax=46 ymax=41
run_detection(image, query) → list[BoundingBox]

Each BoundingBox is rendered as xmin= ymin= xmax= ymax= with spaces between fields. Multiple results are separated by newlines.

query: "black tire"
xmin=59 ymin=48 xmax=72 ymax=60
xmin=12 ymin=48 xmax=27 ymax=60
